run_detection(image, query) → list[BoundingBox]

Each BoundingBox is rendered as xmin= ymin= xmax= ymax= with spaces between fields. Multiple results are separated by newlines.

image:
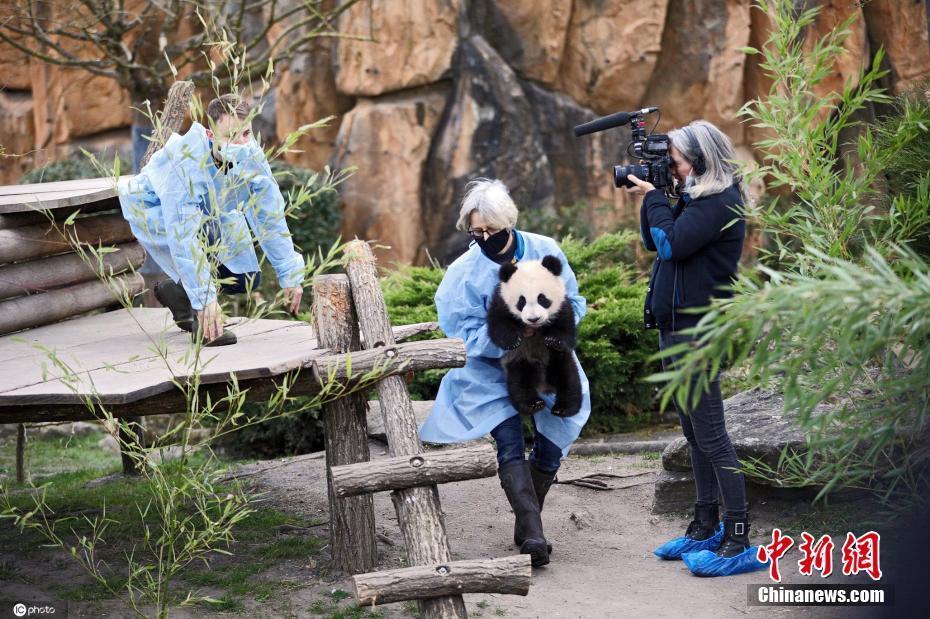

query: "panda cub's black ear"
xmin=541 ymin=255 xmax=562 ymax=277
xmin=499 ymin=261 xmax=518 ymax=282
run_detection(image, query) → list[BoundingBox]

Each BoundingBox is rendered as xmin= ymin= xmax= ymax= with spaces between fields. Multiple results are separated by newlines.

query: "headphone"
xmin=684 ymin=127 xmax=707 ymax=176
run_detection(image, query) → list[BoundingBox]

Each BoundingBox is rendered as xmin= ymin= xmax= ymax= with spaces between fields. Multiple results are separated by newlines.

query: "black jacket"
xmin=640 ymin=184 xmax=746 ymax=331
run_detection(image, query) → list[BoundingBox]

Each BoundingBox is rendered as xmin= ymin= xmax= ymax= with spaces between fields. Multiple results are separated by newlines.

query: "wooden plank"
xmin=0 ymin=177 xmax=119 ymax=197
xmin=0 ymin=317 xmax=310 ymax=401
xmin=0 ymin=187 xmax=120 ymax=214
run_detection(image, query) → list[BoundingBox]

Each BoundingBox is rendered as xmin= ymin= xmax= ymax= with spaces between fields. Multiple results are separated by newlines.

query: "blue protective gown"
xmin=419 ymin=230 xmax=591 ymax=456
xmin=117 ymin=122 xmax=304 ymax=310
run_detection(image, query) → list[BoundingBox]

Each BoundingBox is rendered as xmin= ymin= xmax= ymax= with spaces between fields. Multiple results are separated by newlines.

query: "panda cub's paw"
xmin=518 ymin=399 xmax=547 ymax=416
xmin=543 ymin=335 xmax=569 ymax=352
xmin=551 ymin=402 xmax=581 ymax=418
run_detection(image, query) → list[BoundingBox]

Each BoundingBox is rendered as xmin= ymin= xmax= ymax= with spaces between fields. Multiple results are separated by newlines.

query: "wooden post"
xmin=312 ymin=274 xmax=378 ymax=574
xmin=353 ymin=555 xmax=532 ymax=606
xmin=139 ymin=80 xmax=195 ymax=169
xmin=15 ymin=423 xmax=25 ymax=484
xmin=343 ymin=240 xmax=468 ymax=619
xmin=118 ymin=416 xmax=144 ymax=476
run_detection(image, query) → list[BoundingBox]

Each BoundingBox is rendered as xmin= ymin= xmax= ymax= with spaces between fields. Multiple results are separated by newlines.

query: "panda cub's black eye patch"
xmin=538 ymin=294 xmax=551 ymax=309
xmin=516 ymin=296 xmax=526 ymax=311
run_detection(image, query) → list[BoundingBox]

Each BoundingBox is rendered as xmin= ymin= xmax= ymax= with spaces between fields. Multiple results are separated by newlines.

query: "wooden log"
xmin=140 ymin=81 xmax=195 ymax=169
xmin=311 ymin=339 xmax=465 ymax=384
xmin=331 ymin=443 xmax=497 ymax=497
xmin=343 ymin=239 xmax=467 ymax=619
xmin=0 ymin=242 xmax=145 ymax=301
xmin=0 ymin=198 xmax=121 ymax=230
xmin=0 ymin=214 xmax=135 ymax=265
xmin=0 ymin=273 xmax=144 ymax=336
xmin=16 ymin=423 xmax=25 ymax=484
xmin=353 ymin=555 xmax=532 ymax=606
xmin=368 ymin=321 xmax=440 ymax=344
xmin=312 ymin=274 xmax=378 ymax=574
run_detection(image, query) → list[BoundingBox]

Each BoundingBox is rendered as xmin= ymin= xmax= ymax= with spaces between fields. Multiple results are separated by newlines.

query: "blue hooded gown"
xmin=419 ymin=230 xmax=591 ymax=456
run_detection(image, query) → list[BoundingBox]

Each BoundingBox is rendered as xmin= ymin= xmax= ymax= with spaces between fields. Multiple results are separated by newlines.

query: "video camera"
xmin=573 ymin=107 xmax=672 ymax=190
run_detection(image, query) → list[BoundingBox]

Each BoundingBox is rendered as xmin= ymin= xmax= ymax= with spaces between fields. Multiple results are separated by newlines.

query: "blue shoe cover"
xmin=654 ymin=523 xmax=724 ymax=560
xmin=681 ymin=545 xmax=769 ymax=576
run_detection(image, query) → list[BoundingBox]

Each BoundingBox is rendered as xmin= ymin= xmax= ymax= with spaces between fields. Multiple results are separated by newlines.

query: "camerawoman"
xmin=579 ymin=113 xmax=759 ymax=576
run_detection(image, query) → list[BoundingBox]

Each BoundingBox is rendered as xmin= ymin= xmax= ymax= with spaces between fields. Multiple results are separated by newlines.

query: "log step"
xmin=330 ymin=443 xmax=497 ymax=497
xmin=311 ymin=338 xmax=465 ymax=384
xmin=353 ymin=555 xmax=531 ymax=606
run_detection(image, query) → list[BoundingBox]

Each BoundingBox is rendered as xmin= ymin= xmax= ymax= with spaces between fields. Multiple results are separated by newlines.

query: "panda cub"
xmin=487 ymin=254 xmax=583 ymax=418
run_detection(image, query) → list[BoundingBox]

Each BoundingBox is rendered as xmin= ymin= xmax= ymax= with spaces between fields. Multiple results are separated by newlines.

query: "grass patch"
xmin=1 ymin=432 xmax=326 ymax=612
xmin=0 ymin=430 xmax=121 ymax=483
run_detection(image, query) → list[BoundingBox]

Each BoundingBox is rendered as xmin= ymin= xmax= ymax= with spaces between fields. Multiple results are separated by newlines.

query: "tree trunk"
xmin=312 ymin=274 xmax=378 ymax=574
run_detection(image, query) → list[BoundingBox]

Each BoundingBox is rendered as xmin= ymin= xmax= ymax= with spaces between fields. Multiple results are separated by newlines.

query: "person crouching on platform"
xmin=117 ymin=94 xmax=304 ymax=346
xmin=419 ymin=178 xmax=592 ymax=568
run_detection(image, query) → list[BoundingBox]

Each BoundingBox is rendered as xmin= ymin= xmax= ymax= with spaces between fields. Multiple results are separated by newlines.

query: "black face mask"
xmin=474 ymin=228 xmax=511 ymax=256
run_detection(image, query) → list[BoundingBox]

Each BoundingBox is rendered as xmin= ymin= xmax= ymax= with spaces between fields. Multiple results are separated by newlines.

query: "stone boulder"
xmin=642 ymin=0 xmax=752 ymax=144
xmin=662 ymin=390 xmax=819 ymax=474
xmin=333 ymin=0 xmax=461 ymax=97
xmin=367 ymin=400 xmax=434 ymax=443
xmin=331 ymin=85 xmax=449 ymax=266
xmin=423 ymin=35 xmax=554 ymax=265
xmin=0 ymin=91 xmax=36 ymax=184
xmin=277 ymin=44 xmax=355 ymax=171
xmin=468 ymin=0 xmax=572 ymax=85
xmin=0 ymin=36 xmax=31 ymax=91
xmin=556 ymin=0 xmax=670 ymax=116
xmin=863 ymin=0 xmax=930 ymax=94
xmin=523 ymin=81 xmax=637 ymax=227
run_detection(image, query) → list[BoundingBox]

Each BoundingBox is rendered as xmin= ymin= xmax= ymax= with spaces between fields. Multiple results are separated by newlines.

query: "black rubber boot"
xmin=715 ymin=515 xmax=751 ymax=558
xmin=154 ymin=280 xmax=195 ymax=332
xmin=499 ymin=461 xmax=550 ymax=567
xmin=514 ymin=464 xmax=557 ymax=553
xmin=192 ymin=315 xmax=238 ymax=347
xmin=685 ymin=502 xmax=720 ymax=541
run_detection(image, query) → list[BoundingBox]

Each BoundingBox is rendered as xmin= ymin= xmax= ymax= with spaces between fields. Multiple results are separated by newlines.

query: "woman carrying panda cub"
xmin=419 ymin=178 xmax=591 ymax=568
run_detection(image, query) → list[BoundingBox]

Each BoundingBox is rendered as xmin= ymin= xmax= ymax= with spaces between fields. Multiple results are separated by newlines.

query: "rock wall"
xmin=2 ymin=1 xmax=929 ymax=266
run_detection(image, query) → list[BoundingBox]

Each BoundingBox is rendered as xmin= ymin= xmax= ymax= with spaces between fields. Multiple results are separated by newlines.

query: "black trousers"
xmin=659 ymin=329 xmax=747 ymax=520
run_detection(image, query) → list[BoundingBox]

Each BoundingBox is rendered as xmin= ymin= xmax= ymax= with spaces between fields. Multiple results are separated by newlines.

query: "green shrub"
xmin=380 ymin=230 xmax=660 ymax=433
xmin=381 ymin=265 xmax=446 ymax=400
xmin=215 ymin=403 xmax=325 ymax=459
xmin=271 ymin=159 xmax=342 ymax=255
xmin=20 ymin=153 xmax=131 ymax=184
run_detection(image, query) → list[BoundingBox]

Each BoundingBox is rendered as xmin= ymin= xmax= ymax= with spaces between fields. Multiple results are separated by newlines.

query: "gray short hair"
xmin=668 ymin=120 xmax=740 ymax=199
xmin=455 ymin=178 xmax=519 ymax=232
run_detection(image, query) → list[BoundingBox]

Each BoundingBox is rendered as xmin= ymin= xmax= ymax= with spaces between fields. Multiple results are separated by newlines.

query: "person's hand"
xmin=625 ymin=174 xmax=656 ymax=195
xmin=522 ymin=325 xmax=536 ymax=338
xmin=197 ymin=300 xmax=224 ymax=341
xmin=282 ymin=286 xmax=303 ymax=314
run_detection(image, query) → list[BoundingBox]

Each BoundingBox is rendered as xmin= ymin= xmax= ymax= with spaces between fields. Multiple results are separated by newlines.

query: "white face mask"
xmin=683 ymin=171 xmax=697 ymax=191
xmin=215 ymin=138 xmax=260 ymax=165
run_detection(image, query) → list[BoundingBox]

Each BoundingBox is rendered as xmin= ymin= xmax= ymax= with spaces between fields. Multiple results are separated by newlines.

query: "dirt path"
xmin=232 ymin=442 xmax=878 ymax=619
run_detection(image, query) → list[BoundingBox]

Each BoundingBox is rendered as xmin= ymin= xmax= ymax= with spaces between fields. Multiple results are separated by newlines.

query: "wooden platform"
xmin=0 ymin=176 xmax=131 ymax=214
xmin=0 ymin=308 xmax=323 ymax=409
